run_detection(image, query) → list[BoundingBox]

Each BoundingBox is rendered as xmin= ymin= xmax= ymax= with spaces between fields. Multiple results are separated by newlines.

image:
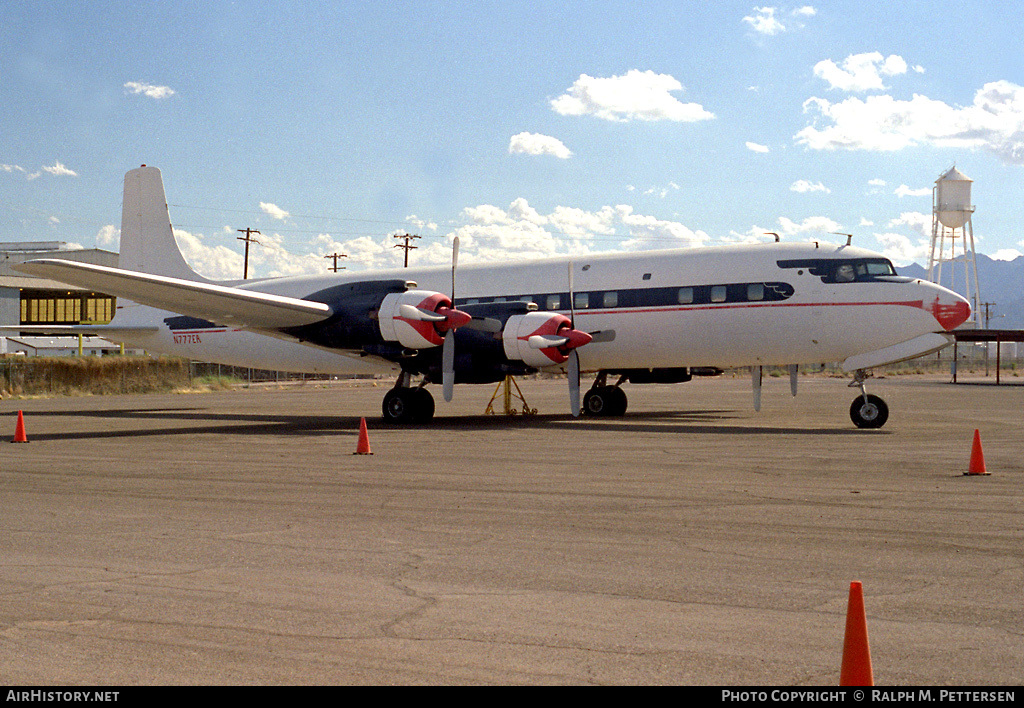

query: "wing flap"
xmin=13 ymin=259 xmax=333 ymax=330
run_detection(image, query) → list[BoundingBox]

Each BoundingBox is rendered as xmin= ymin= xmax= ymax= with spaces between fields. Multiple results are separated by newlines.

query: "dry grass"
xmin=0 ymin=356 xmax=193 ymax=398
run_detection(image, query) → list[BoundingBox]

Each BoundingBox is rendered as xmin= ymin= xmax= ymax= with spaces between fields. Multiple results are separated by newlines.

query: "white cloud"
xmin=123 ymin=81 xmax=176 ymax=99
xmin=173 ymin=228 xmax=244 ymax=280
xmin=169 ymin=199 xmax=712 ymax=277
xmin=42 ymin=161 xmax=77 ymax=177
xmin=872 ymin=231 xmax=931 ymax=265
xmin=509 ymin=132 xmax=573 ymax=159
xmin=777 ymin=215 xmax=841 ymax=235
xmin=550 ymin=70 xmax=714 ymax=123
xmin=97 ymin=225 xmax=119 ymax=248
xmin=1 ymin=164 xmax=26 ymax=174
xmin=894 ymin=184 xmax=931 ymax=198
xmin=868 ymin=178 xmax=886 ymax=186
xmin=443 ymin=199 xmax=710 ymax=263
xmin=887 ymin=211 xmax=932 ymax=235
xmin=796 ymin=80 xmax=1024 ymax=164
xmin=743 ymin=6 xmax=815 ymax=35
xmin=813 ymin=52 xmax=909 ymax=92
xmin=614 ymin=205 xmax=710 ymax=250
xmin=259 ymin=202 xmax=290 ymax=220
xmin=790 ymin=179 xmax=830 ymax=193
xmin=746 ymin=141 xmax=770 ymax=153
xmin=743 ymin=7 xmax=786 ymax=35
xmin=991 ymin=248 xmax=1023 ymax=261
xmin=859 ymin=217 xmax=874 ymax=227
xmin=405 ymin=215 xmax=438 ymax=232
xmin=727 ymin=215 xmax=841 ymax=244
xmin=635 ymin=182 xmax=681 ymax=198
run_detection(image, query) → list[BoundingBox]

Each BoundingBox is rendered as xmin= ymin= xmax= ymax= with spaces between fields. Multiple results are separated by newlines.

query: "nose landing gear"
xmin=848 ymin=369 xmax=888 ymax=429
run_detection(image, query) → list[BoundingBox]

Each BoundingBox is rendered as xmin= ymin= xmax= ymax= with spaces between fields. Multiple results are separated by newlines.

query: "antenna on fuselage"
xmin=765 ymin=232 xmax=780 ymax=242
xmin=831 ymin=232 xmax=853 ymax=246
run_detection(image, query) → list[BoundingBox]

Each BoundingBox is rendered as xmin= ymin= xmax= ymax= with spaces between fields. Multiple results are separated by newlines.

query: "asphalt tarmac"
xmin=1 ymin=374 xmax=1021 ymax=685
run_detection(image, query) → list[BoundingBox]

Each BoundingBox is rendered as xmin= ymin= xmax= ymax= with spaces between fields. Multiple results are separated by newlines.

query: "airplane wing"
xmin=13 ymin=259 xmax=333 ymax=330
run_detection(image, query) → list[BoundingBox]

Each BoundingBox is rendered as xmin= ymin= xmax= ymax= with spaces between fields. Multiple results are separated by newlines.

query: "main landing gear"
xmin=848 ymin=369 xmax=888 ymax=429
xmin=382 ymin=372 xmax=435 ymax=424
xmin=582 ymin=373 xmax=628 ymax=417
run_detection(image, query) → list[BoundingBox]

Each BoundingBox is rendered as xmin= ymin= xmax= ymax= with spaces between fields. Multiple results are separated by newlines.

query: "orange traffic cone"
xmin=353 ymin=417 xmax=373 ymax=455
xmin=965 ymin=429 xmax=989 ymax=476
xmin=11 ymin=410 xmax=28 ymax=443
xmin=839 ymin=581 xmax=873 ymax=686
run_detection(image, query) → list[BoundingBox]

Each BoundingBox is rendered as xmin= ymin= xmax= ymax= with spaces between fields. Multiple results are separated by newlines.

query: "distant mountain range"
xmin=901 ymin=255 xmax=1024 ymax=329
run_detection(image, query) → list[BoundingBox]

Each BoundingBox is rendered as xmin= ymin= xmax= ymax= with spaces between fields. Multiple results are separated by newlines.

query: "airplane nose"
xmin=928 ymin=289 xmax=972 ymax=331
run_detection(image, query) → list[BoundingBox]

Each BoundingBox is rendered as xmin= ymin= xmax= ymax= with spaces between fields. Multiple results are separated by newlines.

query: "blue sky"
xmin=2 ymin=1 xmax=1023 ymax=279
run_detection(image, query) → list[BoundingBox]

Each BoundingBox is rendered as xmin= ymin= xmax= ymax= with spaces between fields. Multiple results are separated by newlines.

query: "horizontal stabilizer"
xmin=0 ymin=324 xmax=159 ymax=336
xmin=842 ymin=332 xmax=954 ymax=372
xmin=13 ymin=259 xmax=333 ymax=331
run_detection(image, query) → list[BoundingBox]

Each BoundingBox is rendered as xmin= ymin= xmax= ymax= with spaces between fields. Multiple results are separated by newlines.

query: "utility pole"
xmin=236 ymin=228 xmax=261 ymax=280
xmin=393 ymin=232 xmax=421 ymax=268
xmin=324 ymin=253 xmax=348 ymax=272
xmin=980 ymin=302 xmax=998 ymax=329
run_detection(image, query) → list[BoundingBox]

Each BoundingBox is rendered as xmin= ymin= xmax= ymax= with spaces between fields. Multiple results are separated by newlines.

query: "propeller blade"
xmin=567 ymin=261 xmax=575 ymax=326
xmin=465 ymin=316 xmax=502 ymax=333
xmin=451 ymin=236 xmax=460 ymax=301
xmin=568 ymin=349 xmax=581 ymax=417
xmin=789 ymin=364 xmax=799 ymax=397
xmin=587 ymin=329 xmax=616 ymax=343
xmin=442 ymin=330 xmax=455 ymax=402
xmin=399 ymin=303 xmax=446 ymax=323
xmin=528 ymin=334 xmax=570 ymax=349
xmin=752 ymin=365 xmax=763 ymax=412
xmin=443 ymin=237 xmax=460 ymax=403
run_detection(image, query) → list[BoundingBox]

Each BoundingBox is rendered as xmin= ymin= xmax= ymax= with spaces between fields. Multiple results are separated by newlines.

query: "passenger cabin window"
xmin=545 ymin=294 xmax=561 ymax=310
xmin=677 ymin=287 xmax=693 ymax=304
xmin=574 ymin=292 xmax=589 ymax=309
xmin=603 ymin=291 xmax=618 ymax=308
xmin=710 ymin=285 xmax=727 ymax=303
xmin=747 ymin=283 xmax=764 ymax=301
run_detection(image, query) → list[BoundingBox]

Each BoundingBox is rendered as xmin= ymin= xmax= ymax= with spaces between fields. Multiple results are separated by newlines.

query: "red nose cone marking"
xmin=930 ymin=297 xmax=971 ymax=331
xmin=436 ymin=307 xmax=472 ymax=333
xmin=562 ymin=329 xmax=592 ymax=351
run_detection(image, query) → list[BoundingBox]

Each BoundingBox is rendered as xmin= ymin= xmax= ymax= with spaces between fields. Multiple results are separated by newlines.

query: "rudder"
xmin=119 ymin=166 xmax=209 ymax=282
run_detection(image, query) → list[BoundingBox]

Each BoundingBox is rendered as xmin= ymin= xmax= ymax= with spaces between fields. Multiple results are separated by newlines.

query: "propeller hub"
xmin=436 ymin=307 xmax=472 ymax=333
xmin=559 ymin=327 xmax=592 ymax=352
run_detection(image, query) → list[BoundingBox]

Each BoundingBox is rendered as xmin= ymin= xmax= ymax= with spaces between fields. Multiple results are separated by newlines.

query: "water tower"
xmin=928 ymin=166 xmax=980 ymax=325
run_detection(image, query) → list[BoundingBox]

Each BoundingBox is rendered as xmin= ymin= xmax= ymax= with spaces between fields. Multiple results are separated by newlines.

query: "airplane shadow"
xmin=18 ymin=405 xmax=875 ymax=441
xmin=19 ymin=407 xmax=357 ymax=442
xmin=427 ymin=410 xmax=872 ymax=436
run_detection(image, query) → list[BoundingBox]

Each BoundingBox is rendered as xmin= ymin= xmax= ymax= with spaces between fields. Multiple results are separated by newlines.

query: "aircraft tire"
xmin=411 ymin=387 xmax=435 ymax=423
xmin=383 ymin=387 xmax=433 ymax=424
xmin=583 ymin=386 xmax=628 ymax=417
xmin=850 ymin=394 xmax=888 ymax=429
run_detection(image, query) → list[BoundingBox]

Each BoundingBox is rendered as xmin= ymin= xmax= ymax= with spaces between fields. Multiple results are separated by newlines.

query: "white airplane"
xmin=13 ymin=165 xmax=971 ymax=428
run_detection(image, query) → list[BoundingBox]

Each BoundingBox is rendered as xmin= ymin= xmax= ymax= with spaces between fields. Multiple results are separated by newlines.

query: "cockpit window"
xmin=777 ymin=258 xmax=898 ymax=284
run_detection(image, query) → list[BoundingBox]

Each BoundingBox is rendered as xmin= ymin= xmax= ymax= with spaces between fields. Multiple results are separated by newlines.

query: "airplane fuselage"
xmin=111 ymin=241 xmax=967 ymax=376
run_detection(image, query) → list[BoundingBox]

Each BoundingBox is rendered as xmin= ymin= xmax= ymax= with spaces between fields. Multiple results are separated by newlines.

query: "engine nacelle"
xmin=502 ymin=311 xmax=577 ymax=367
xmin=379 ymin=290 xmax=451 ymax=349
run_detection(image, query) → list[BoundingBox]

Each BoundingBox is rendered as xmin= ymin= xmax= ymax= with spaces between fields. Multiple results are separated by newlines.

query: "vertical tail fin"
xmin=119 ymin=165 xmax=208 ymax=282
